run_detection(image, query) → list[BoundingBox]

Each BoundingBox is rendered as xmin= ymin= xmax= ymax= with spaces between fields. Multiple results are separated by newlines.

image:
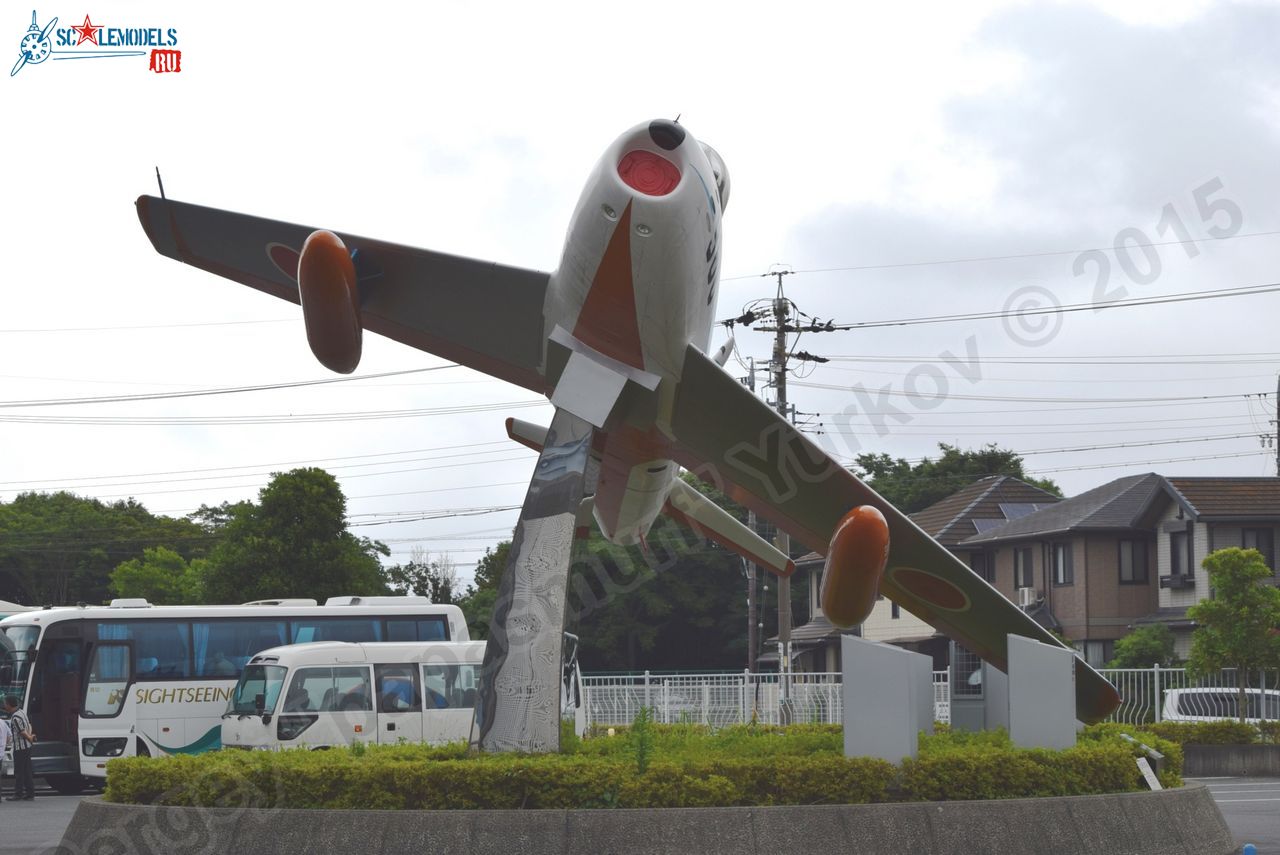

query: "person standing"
xmin=4 ymin=696 xmax=35 ymax=800
xmin=0 ymin=713 xmax=10 ymax=802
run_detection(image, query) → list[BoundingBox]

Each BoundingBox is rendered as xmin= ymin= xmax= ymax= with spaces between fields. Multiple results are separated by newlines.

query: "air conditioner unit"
xmin=1017 ymin=587 xmax=1038 ymax=609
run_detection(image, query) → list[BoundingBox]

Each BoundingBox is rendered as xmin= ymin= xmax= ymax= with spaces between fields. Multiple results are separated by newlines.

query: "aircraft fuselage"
xmin=544 ymin=120 xmax=727 ymax=545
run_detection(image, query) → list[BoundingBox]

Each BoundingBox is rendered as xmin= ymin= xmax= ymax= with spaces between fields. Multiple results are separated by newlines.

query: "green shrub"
xmin=902 ymin=742 xmax=1138 ymax=800
xmin=1078 ymin=723 xmax=1182 ymax=788
xmin=104 ymin=724 xmax=1165 ymax=810
xmin=630 ymin=707 xmax=655 ymax=774
xmin=1146 ymin=719 xmax=1260 ymax=745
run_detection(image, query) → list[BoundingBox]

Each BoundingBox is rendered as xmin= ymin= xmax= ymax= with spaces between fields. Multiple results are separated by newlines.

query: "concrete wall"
xmin=1184 ymin=744 xmax=1280 ymax=777
xmin=55 ymin=787 xmax=1236 ymax=855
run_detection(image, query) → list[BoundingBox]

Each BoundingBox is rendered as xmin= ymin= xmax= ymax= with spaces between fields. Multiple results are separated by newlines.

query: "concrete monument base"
xmin=55 ymin=785 xmax=1234 ymax=855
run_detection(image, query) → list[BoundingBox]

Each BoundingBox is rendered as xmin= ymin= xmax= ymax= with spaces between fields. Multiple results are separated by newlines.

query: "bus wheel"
xmin=48 ymin=775 xmax=87 ymax=796
xmin=136 ymin=737 xmax=151 ymax=757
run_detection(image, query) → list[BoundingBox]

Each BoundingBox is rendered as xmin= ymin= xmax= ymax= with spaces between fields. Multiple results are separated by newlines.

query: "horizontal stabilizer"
xmin=504 ymin=416 xmax=793 ymax=577
xmin=506 ymin=417 xmax=549 ymax=453
xmin=664 ymin=479 xmax=795 ymax=578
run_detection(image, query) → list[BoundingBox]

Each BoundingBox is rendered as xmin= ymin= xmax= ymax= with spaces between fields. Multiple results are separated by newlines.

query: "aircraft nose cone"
xmin=648 ymin=119 xmax=685 ymax=151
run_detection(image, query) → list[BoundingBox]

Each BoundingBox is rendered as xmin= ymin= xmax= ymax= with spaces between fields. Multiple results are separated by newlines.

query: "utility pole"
xmin=745 ymin=356 xmax=759 ymax=673
xmin=1274 ymin=373 xmax=1279 ymax=476
xmin=771 ymin=270 xmax=792 ymax=699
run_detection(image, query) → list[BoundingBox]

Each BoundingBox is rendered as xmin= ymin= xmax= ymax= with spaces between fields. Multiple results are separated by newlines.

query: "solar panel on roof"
xmin=999 ymin=503 xmax=1045 ymax=520
xmin=972 ymin=519 xmax=1007 ymax=533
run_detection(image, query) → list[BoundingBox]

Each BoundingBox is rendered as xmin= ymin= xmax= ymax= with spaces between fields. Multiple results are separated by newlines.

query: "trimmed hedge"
xmin=105 ymin=749 xmax=895 ymax=809
xmin=1143 ymin=719 xmax=1273 ymax=745
xmin=104 ymin=723 xmax=1168 ymax=810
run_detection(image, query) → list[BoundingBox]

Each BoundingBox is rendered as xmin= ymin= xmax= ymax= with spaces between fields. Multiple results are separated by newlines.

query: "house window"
xmin=952 ymin=644 xmax=982 ymax=697
xmin=1118 ymin=540 xmax=1148 ymax=584
xmin=1052 ymin=543 xmax=1073 ymax=586
xmin=968 ymin=552 xmax=992 ymax=583
xmin=1170 ymin=530 xmax=1191 ymax=576
xmin=1082 ymin=640 xmax=1111 ymax=668
xmin=891 ymin=602 xmax=900 ymax=619
xmin=1014 ymin=547 xmax=1034 ymax=590
xmin=1243 ymin=528 xmax=1275 ymax=572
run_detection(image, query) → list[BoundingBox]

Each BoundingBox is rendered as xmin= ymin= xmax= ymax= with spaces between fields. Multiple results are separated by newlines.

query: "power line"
xmin=0 ymin=440 xmax=514 ymax=487
xmin=821 ymin=351 xmax=1280 ymax=365
xmin=816 ymin=282 xmax=1280 ymax=332
xmin=0 ymin=366 xmax=460 ymax=409
xmin=790 ymin=382 xmax=1267 ymax=405
xmin=820 ymin=432 xmax=1256 ymax=463
xmin=1028 ymin=449 xmax=1269 ymax=475
xmin=721 ymin=227 xmax=1280 ymax=281
xmin=0 ymin=399 xmax=550 ymax=426
xmin=0 ymin=318 xmax=296 ymax=334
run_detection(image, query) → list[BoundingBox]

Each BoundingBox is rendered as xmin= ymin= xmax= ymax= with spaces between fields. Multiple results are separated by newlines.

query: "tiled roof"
xmin=908 ymin=476 xmax=1062 ymax=546
xmin=960 ymin=473 xmax=1165 ymax=545
xmin=1164 ymin=477 xmax=1280 ymax=519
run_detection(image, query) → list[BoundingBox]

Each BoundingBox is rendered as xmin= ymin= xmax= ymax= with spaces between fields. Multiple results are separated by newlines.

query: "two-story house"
xmin=1136 ymin=477 xmax=1280 ymax=658
xmin=959 ymin=473 xmax=1164 ymax=666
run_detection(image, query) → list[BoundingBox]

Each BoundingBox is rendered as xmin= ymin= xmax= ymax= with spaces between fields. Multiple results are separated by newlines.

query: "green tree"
xmin=110 ymin=547 xmax=206 ymax=604
xmin=1107 ymin=624 xmax=1179 ymax=668
xmin=384 ymin=548 xmax=458 ymax=604
xmin=458 ymin=542 xmax=511 ymax=639
xmin=1186 ymin=547 xmax=1280 ymax=723
xmin=854 ymin=443 xmax=1061 ymax=514
xmin=0 ymin=491 xmax=209 ymax=605
xmin=200 ymin=468 xmax=389 ymax=604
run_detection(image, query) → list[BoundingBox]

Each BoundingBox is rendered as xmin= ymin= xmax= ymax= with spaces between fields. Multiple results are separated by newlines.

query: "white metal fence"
xmin=581 ymin=667 xmax=1277 ymax=729
xmin=1097 ymin=667 xmax=1279 ymax=725
xmin=581 ymin=671 xmax=951 ymax=729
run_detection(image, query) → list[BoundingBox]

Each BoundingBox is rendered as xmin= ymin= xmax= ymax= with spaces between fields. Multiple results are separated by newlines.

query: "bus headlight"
xmin=277 ymin=714 xmax=318 ymax=741
xmin=82 ymin=737 xmax=128 ymax=757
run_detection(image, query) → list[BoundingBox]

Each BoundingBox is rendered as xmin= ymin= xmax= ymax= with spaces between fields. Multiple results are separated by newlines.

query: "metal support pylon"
xmin=472 ymin=408 xmax=598 ymax=752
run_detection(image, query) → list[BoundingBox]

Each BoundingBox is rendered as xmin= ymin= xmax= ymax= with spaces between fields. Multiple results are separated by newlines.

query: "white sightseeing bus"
xmin=0 ymin=596 xmax=467 ymax=792
xmin=222 ymin=641 xmax=488 ymax=750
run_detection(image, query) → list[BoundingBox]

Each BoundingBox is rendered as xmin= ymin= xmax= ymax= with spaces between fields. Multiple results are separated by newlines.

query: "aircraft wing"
xmin=135 ymin=196 xmax=550 ymax=393
xmin=668 ymin=344 xmax=1121 ymax=723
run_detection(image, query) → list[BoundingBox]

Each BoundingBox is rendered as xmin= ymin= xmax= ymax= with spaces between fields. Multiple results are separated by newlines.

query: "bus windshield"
xmin=0 ymin=624 xmax=39 ymax=699
xmin=230 ymin=664 xmax=287 ymax=715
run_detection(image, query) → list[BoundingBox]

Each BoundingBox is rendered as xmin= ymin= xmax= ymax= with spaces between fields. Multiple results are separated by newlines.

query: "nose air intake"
xmin=648 ymin=119 xmax=685 ymax=150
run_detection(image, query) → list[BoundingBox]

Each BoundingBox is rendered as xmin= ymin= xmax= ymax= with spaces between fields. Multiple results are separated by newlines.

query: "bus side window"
xmin=375 ymin=665 xmax=421 ymax=713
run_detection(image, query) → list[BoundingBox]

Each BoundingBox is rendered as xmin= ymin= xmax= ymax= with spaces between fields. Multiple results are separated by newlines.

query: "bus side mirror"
xmin=254 ymin=693 xmax=265 ymax=713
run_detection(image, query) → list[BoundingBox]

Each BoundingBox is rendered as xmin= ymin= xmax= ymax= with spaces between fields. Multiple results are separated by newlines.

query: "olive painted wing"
xmin=136 ymin=195 xmax=550 ymax=393
xmin=667 ymin=344 xmax=1121 ymax=723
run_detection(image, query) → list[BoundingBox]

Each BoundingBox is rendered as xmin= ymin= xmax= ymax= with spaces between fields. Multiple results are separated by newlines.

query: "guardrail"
xmin=581 ymin=667 xmax=1278 ymax=728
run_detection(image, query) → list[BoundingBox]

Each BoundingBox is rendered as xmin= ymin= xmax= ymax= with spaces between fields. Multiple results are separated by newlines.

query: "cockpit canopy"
xmin=700 ymin=143 xmax=730 ymax=212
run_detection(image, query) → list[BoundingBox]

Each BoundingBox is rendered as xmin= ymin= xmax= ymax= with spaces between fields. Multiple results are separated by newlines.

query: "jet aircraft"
xmin=136 ymin=119 xmax=1121 ymax=739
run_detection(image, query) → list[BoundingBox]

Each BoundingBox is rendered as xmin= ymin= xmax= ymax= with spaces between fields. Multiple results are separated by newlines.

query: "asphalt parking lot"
xmin=1190 ymin=776 xmax=1280 ymax=854
xmin=0 ymin=781 xmax=93 ymax=855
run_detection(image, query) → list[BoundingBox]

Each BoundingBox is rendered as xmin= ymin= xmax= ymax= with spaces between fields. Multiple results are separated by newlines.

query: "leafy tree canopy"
xmin=198 ymin=468 xmax=389 ymax=604
xmin=854 ymin=443 xmax=1061 ymax=514
xmin=384 ymin=548 xmax=458 ymax=605
xmin=1107 ymin=624 xmax=1179 ymax=668
xmin=111 ymin=546 xmax=206 ymax=605
xmin=0 ymin=491 xmax=208 ymax=606
xmin=1187 ymin=547 xmax=1280 ymax=722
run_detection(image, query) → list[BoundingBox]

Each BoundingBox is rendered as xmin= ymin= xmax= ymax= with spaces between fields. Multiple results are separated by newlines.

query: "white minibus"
xmin=222 ymin=641 xmax=487 ymax=749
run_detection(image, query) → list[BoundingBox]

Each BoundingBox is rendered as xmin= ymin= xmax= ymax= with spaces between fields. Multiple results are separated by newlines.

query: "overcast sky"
xmin=4 ymin=1 xmax=1278 ymax=586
